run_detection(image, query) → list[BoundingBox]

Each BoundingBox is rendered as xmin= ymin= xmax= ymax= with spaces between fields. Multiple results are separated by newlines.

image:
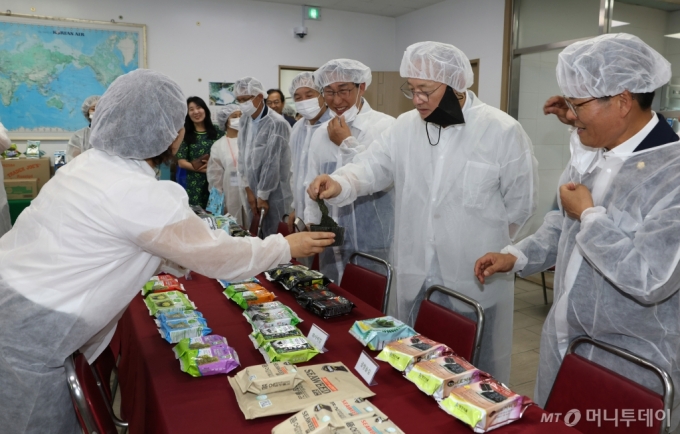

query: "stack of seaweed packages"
xmin=141 ymin=274 xmax=239 ymax=378
xmin=219 ymin=277 xmax=320 ymax=364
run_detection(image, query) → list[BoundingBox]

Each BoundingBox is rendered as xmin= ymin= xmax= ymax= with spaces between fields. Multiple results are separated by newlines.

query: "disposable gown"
xmin=66 ymin=126 xmax=92 ymax=162
xmin=0 ymin=149 xmax=292 ymax=434
xmin=238 ymin=106 xmax=293 ymax=237
xmin=326 ymin=92 xmax=537 ymax=383
xmin=516 ymin=141 xmax=680 ymax=431
xmin=207 ymin=135 xmax=248 ymax=226
xmin=304 ymin=100 xmax=395 ymax=283
xmin=0 ymin=122 xmax=10 ymax=236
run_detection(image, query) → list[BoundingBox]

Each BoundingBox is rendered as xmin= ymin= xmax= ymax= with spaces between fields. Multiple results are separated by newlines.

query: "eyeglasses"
xmin=563 ymin=96 xmax=601 ymax=118
xmin=401 ymin=82 xmax=443 ymax=102
xmin=236 ymin=96 xmax=254 ymax=104
xmin=322 ymin=84 xmax=358 ymax=99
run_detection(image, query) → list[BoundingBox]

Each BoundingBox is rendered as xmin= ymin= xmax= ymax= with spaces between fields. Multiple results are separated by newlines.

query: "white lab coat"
xmin=66 ymin=126 xmax=92 ymax=162
xmin=0 ymin=122 xmax=11 ymax=237
xmin=327 ymin=92 xmax=537 ymax=383
xmin=207 ymin=135 xmax=248 ymax=226
xmin=0 ymin=149 xmax=291 ymax=433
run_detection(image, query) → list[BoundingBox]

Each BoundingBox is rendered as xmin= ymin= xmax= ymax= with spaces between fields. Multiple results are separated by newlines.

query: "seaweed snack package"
xmin=144 ymin=291 xmax=196 ymax=317
xmin=309 ymin=296 xmax=354 ymax=319
xmin=260 ymin=337 xmax=320 ymax=364
xmin=439 ymin=379 xmax=534 ymax=433
xmin=217 ymin=277 xmax=260 ymax=289
xmin=155 ymin=310 xmax=203 ymax=327
xmin=405 ymin=354 xmax=484 ymax=400
xmin=158 ymin=317 xmax=212 ymax=344
xmin=233 ymin=362 xmax=303 ymax=395
xmin=173 ymin=335 xmax=228 ymax=358
xmin=376 ymin=335 xmax=449 ymax=372
xmin=25 ymin=140 xmax=40 ymax=158
xmin=232 ymin=287 xmax=276 ymax=309
xmin=309 ymin=199 xmax=345 ymax=248
xmin=244 ymin=303 xmax=302 ymax=330
xmin=271 ymin=397 xmax=389 ymax=434
xmin=334 ymin=417 xmax=405 ymax=434
xmin=178 ymin=343 xmax=240 ymax=377
xmin=283 ymin=268 xmax=330 ymax=291
xmin=141 ymin=274 xmax=185 ymax=297
xmin=206 ymin=187 xmax=224 ymax=216
xmin=349 ymin=316 xmax=417 ymax=351
xmin=265 ymin=264 xmax=308 ymax=282
xmin=227 ymin=362 xmax=375 ymax=419
xmin=223 ymin=282 xmax=267 ymax=300
xmin=250 ymin=325 xmax=304 ymax=349
xmin=2 ymin=144 xmax=21 ymax=159
xmin=290 ymin=283 xmax=327 ymax=298
xmin=296 ymin=289 xmax=338 ymax=309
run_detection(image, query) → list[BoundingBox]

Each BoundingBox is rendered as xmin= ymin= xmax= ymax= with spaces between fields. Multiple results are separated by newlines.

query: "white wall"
xmin=395 ymin=0 xmax=506 ymax=108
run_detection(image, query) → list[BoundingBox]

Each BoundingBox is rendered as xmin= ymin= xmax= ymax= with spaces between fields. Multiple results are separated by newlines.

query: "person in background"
xmin=286 ymin=72 xmax=332 ymax=241
xmin=66 ymin=95 xmax=100 ymax=162
xmin=475 ymin=34 xmax=680 ymax=430
xmin=0 ymin=69 xmax=335 ymax=434
xmin=308 ymin=43 xmax=537 ymax=384
xmin=207 ymin=105 xmax=248 ymax=226
xmin=0 ymin=122 xmax=10 ymax=237
xmin=267 ymin=88 xmax=297 ymax=127
xmin=304 ymin=59 xmax=395 ymax=283
xmin=176 ymin=96 xmax=224 ymax=208
xmin=283 ymin=104 xmax=298 ymax=124
xmin=235 ymin=77 xmax=293 ymax=237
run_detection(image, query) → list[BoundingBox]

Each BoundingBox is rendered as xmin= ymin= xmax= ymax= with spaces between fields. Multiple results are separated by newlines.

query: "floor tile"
xmin=512 ymin=380 xmax=536 ymax=400
xmin=510 ymin=350 xmax=540 ymax=386
xmin=512 ymin=328 xmax=542 ymax=354
xmin=513 ymin=297 xmax=533 ymax=311
xmin=516 ymin=304 xmax=552 ymax=321
xmin=513 ymin=311 xmax=543 ymax=330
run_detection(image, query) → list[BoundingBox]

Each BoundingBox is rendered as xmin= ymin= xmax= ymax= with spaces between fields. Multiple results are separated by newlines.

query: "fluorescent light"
xmin=666 ymin=33 xmax=680 ymax=39
xmin=611 ymin=20 xmax=629 ymax=27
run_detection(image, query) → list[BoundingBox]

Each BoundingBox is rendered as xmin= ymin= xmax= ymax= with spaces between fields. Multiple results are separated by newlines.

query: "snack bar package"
xmin=231 ymin=287 xmax=276 ymax=309
xmin=349 ymin=316 xmax=417 ymax=351
xmin=223 ymin=282 xmax=267 ymax=300
xmin=308 ymin=297 xmax=354 ymax=319
xmin=439 ymin=379 xmax=534 ymax=433
xmin=244 ymin=303 xmax=302 ymax=330
xmin=405 ymin=354 xmax=483 ymax=400
xmin=173 ymin=335 xmax=228 ymax=358
xmin=266 ymin=264 xmax=330 ymax=290
xmin=217 ymin=277 xmax=260 ymax=289
xmin=250 ymin=325 xmax=304 ymax=349
xmin=266 ymin=264 xmax=309 ymax=282
xmin=260 ymin=337 xmax=320 ymax=364
xmin=178 ymin=344 xmax=240 ymax=377
xmin=233 ymin=362 xmax=303 ymax=395
xmin=376 ymin=335 xmax=449 ymax=372
xmin=141 ymin=274 xmax=185 ymax=297
xmin=228 ymin=362 xmax=375 ymax=419
xmin=271 ymin=397 xmax=388 ymax=434
xmin=155 ymin=310 xmax=203 ymax=327
xmin=144 ymin=291 xmax=196 ymax=317
xmin=335 ymin=417 xmax=405 ymax=434
xmin=158 ymin=317 xmax=212 ymax=344
xmin=291 ymin=283 xmax=327 ymax=298
xmin=296 ymin=290 xmax=338 ymax=309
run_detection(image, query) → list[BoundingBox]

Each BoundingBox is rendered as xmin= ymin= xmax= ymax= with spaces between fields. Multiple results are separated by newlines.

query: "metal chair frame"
xmin=425 ymin=285 xmax=485 ymax=366
xmin=348 ymin=252 xmax=393 ymax=314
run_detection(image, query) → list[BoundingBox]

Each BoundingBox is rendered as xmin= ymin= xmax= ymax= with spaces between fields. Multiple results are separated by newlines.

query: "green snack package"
xmin=250 ymin=325 xmax=304 ymax=349
xmin=223 ymin=282 xmax=266 ymax=299
xmin=144 ymin=291 xmax=196 ymax=317
xmin=243 ymin=303 xmax=302 ymax=330
xmin=173 ymin=335 xmax=228 ymax=359
xmin=178 ymin=344 xmax=240 ymax=377
xmin=231 ymin=288 xmax=276 ymax=309
xmin=260 ymin=336 xmax=320 ymax=364
xmin=25 ymin=141 xmax=40 ymax=158
xmin=405 ymin=355 xmax=482 ymax=400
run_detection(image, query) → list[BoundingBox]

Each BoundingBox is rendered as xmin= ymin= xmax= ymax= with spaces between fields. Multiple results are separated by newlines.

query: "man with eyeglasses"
xmin=307 ymin=43 xmax=537 ymax=384
xmin=303 ymin=59 xmax=396 ymax=283
xmin=475 ymin=33 xmax=680 ymax=430
xmin=267 ymin=88 xmax=297 ymax=127
xmin=233 ymin=76 xmax=293 ymax=237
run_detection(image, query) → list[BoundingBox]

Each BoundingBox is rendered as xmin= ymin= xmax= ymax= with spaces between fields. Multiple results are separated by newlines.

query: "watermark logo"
xmin=541 ymin=408 xmax=669 ymax=428
xmin=540 ymin=409 xmax=581 ymax=426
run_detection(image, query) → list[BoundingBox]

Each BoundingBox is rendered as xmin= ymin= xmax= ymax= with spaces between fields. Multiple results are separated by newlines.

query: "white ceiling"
xmin=254 ymin=0 xmax=447 ymax=17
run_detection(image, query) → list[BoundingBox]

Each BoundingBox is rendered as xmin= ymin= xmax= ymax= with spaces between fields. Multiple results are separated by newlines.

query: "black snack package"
xmin=291 ymin=283 xmax=327 ymax=298
xmin=296 ymin=289 xmax=338 ymax=309
xmin=309 ymin=296 xmax=354 ymax=319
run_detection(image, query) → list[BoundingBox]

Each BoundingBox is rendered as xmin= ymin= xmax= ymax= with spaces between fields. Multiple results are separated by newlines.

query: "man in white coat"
xmin=308 ymin=42 xmax=537 ymax=384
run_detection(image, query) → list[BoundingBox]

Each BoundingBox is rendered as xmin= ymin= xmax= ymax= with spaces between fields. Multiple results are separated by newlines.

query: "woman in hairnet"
xmin=476 ymin=33 xmax=680 ymax=431
xmin=0 ymin=121 xmax=11 ymax=236
xmin=308 ymin=42 xmax=537 ymax=384
xmin=207 ymin=104 xmax=248 ymax=226
xmin=304 ymin=59 xmax=395 ymax=283
xmin=66 ymin=95 xmax=100 ymax=162
xmin=0 ymin=69 xmax=334 ymax=434
xmin=234 ymin=76 xmax=293 ymax=237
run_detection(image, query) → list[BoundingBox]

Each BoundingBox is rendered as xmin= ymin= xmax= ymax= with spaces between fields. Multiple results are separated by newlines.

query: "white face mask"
xmin=228 ymin=117 xmax=241 ymax=131
xmin=295 ymin=97 xmax=322 ymax=120
xmin=569 ymin=128 xmax=600 ymax=175
xmin=89 ymin=113 xmax=94 ymax=120
xmin=331 ymin=93 xmax=361 ymax=123
xmin=239 ymin=97 xmax=259 ymax=117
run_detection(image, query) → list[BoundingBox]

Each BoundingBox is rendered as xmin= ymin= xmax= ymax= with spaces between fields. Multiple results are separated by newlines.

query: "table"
xmin=118 ymin=272 xmax=581 ymax=434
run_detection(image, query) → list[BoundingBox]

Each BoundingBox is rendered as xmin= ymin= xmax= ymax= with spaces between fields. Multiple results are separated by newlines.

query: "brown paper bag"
xmin=233 ymin=362 xmax=303 ymax=395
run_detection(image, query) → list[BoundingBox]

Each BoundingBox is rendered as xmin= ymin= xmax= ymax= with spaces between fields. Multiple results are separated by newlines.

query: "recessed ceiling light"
xmin=611 ymin=20 xmax=629 ymax=27
xmin=666 ymin=32 xmax=680 ymax=39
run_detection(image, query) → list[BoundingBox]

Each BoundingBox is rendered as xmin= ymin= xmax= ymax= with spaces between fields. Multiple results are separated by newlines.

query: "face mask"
xmin=89 ymin=113 xmax=94 ymax=119
xmin=331 ymin=92 xmax=361 ymax=123
xmin=239 ymin=97 xmax=260 ymax=117
xmin=424 ymin=86 xmax=465 ymax=128
xmin=568 ymin=128 xmax=600 ymax=175
xmin=228 ymin=117 xmax=241 ymax=131
xmin=295 ymin=98 xmax=322 ymax=120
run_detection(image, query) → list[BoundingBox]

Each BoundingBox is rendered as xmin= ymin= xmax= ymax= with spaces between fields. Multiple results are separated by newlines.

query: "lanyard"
xmin=226 ymin=137 xmax=237 ymax=168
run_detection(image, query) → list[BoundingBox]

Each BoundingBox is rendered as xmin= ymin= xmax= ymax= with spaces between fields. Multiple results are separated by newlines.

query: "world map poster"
xmin=0 ymin=15 xmax=146 ymax=139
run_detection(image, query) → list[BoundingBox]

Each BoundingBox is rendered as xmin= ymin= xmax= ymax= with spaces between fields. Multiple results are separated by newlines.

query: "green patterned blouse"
xmin=176 ymin=128 xmax=224 ymax=208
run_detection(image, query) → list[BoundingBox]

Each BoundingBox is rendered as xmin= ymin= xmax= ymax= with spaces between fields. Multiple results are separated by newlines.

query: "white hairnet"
xmin=289 ymin=71 xmax=321 ymax=96
xmin=216 ymin=105 xmax=240 ymax=129
xmin=81 ymin=95 xmax=101 ymax=119
xmin=313 ymin=59 xmax=372 ymax=89
xmin=400 ymin=41 xmax=473 ymax=92
xmin=557 ymin=33 xmax=671 ymax=98
xmin=233 ymin=77 xmax=267 ymax=98
xmin=89 ymin=69 xmax=186 ymax=160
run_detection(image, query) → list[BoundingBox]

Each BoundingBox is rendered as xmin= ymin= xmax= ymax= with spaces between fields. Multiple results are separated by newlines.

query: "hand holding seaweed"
xmin=316 ymin=199 xmax=338 ymax=227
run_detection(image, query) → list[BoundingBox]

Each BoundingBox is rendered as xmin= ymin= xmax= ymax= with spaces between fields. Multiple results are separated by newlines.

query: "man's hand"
xmin=286 ymin=231 xmax=336 ymax=257
xmin=245 ymin=187 xmax=257 ymax=217
xmin=287 ymin=210 xmax=296 ymax=233
xmin=257 ymin=198 xmax=269 ymax=217
xmin=559 ymin=183 xmax=594 ymax=220
xmin=474 ymin=253 xmax=518 ymax=284
xmin=307 ymin=174 xmax=342 ymax=200
xmin=543 ymin=96 xmax=574 ymax=126
xmin=328 ymin=116 xmax=352 ymax=146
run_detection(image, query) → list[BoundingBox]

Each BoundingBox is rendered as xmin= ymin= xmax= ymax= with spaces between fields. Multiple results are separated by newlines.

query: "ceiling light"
xmin=666 ymin=32 xmax=680 ymax=39
xmin=611 ymin=20 xmax=629 ymax=27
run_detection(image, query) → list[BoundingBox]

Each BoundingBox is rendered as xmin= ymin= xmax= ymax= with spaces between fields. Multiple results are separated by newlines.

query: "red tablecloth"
xmin=118 ymin=272 xmax=580 ymax=434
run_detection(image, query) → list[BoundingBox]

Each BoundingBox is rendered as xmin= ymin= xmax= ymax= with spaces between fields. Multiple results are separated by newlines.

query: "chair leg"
xmin=541 ymin=272 xmax=547 ymax=305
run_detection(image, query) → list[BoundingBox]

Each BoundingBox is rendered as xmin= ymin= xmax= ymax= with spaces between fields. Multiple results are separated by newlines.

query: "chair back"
xmin=544 ymin=336 xmax=674 ymax=434
xmin=91 ymin=346 xmax=118 ymax=405
xmin=413 ymin=285 xmax=484 ymax=365
xmin=339 ymin=252 xmax=393 ymax=313
xmin=277 ymin=222 xmax=291 ymax=237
